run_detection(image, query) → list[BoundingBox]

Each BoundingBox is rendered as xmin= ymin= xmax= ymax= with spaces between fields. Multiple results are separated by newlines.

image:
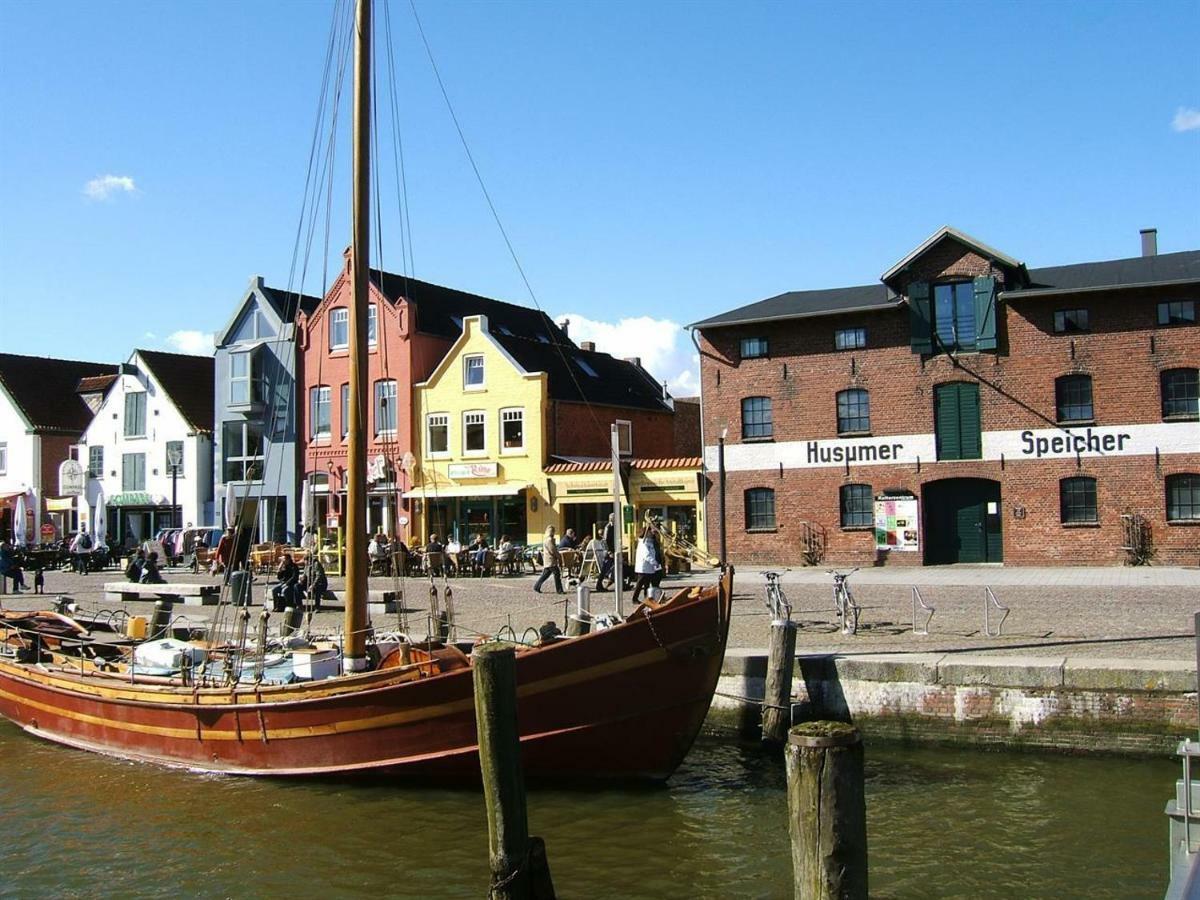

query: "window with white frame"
xmin=310 ymin=386 xmax=331 ymax=438
xmin=615 ymin=419 xmax=632 ymax=456
xmin=330 ymin=308 xmax=349 ymax=350
xmin=427 ymin=413 xmax=449 ymax=455
xmin=222 ymin=422 xmax=264 ymax=482
xmin=463 ymin=410 xmax=486 ymax=454
xmin=229 ymin=349 xmax=263 ymax=406
xmin=0 ymin=442 xmax=6 ymax=475
xmin=374 ymin=380 xmax=397 ymax=435
xmin=367 ymin=304 xmax=377 ymax=347
xmin=501 ymin=408 xmax=524 ymax=452
xmin=88 ymin=445 xmax=103 ymax=479
xmin=464 ymin=355 xmax=485 ymax=389
xmin=340 ymin=383 xmax=349 ymax=439
xmin=124 ymin=391 xmax=147 ymax=437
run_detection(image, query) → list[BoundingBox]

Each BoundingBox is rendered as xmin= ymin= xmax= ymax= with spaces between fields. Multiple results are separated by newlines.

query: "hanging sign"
xmin=448 ymin=462 xmax=498 ymax=479
xmin=874 ymin=494 xmax=919 ymax=552
xmin=326 ymin=514 xmax=341 ymax=530
xmin=41 ymin=522 xmax=57 ymax=539
xmin=59 ymin=460 xmax=85 ymax=496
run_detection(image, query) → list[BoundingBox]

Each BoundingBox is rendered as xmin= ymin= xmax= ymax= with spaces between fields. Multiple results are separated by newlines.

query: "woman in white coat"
xmin=631 ymin=524 xmax=664 ymax=605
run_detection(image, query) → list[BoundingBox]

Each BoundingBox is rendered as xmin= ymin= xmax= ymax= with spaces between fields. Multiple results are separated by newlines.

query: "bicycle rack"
xmin=911 ymin=587 xmax=935 ymax=635
xmin=983 ymin=586 xmax=1010 ymax=637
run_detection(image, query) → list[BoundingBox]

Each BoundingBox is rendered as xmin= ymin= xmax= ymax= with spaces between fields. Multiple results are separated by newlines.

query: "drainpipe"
xmin=689 ymin=327 xmax=711 ymax=558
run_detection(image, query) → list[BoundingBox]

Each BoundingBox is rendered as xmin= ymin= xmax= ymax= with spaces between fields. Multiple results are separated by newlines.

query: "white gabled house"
xmin=77 ymin=350 xmax=215 ymax=546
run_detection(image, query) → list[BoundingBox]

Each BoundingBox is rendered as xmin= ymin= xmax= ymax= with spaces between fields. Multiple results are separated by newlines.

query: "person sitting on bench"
xmin=271 ymin=553 xmax=299 ymax=612
xmin=140 ymin=551 xmax=166 ymax=584
xmin=125 ymin=549 xmax=146 ymax=583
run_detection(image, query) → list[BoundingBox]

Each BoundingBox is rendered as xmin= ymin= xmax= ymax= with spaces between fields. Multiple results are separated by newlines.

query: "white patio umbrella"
xmin=224 ymin=482 xmax=237 ymax=529
xmin=13 ymin=492 xmax=27 ymax=547
xmin=93 ymin=492 xmax=107 ymax=546
xmin=299 ymin=478 xmax=311 ymax=532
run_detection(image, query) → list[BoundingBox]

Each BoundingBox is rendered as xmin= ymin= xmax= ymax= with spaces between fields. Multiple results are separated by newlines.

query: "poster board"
xmin=874 ymin=494 xmax=919 ymax=552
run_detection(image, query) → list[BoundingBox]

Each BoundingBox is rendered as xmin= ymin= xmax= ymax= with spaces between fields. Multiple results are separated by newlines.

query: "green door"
xmin=923 ymin=479 xmax=1002 ymax=564
xmin=934 ymin=382 xmax=982 ymax=460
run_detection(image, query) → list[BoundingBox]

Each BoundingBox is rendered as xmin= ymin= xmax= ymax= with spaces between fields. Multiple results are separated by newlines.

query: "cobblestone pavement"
xmin=4 ymin=564 xmax=1199 ymax=662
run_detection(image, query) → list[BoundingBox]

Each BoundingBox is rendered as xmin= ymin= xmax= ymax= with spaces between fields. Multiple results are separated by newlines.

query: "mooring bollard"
xmin=149 ymin=599 xmax=173 ymax=641
xmin=785 ymin=721 xmax=868 ymax=900
xmin=281 ymin=604 xmax=303 ymax=638
xmin=229 ymin=569 xmax=251 ymax=607
xmin=567 ymin=584 xmax=591 ymax=637
xmin=762 ymin=619 xmax=797 ymax=744
xmin=472 ymin=643 xmax=556 ymax=899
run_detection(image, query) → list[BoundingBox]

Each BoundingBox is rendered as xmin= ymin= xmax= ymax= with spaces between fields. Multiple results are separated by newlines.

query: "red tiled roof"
xmin=77 ymin=374 xmax=119 ymax=394
xmin=544 ymin=457 xmax=702 ymax=474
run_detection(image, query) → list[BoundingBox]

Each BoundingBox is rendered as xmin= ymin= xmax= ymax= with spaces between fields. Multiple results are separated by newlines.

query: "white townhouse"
xmin=77 ymin=350 xmax=215 ymax=545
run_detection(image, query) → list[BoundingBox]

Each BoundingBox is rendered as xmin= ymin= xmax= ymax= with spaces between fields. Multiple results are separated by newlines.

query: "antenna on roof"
xmin=559 ymin=318 xmax=570 ymax=337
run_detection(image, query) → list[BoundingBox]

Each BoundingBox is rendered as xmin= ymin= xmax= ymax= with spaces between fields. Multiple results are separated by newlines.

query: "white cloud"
xmin=165 ymin=330 xmax=214 ymax=355
xmin=555 ymin=312 xmax=700 ymax=397
xmin=1172 ymin=107 xmax=1200 ymax=132
xmin=83 ymin=174 xmax=137 ymax=201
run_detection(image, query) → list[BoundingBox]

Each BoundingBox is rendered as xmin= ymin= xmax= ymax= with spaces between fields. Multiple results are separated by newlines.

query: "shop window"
xmin=427 ymin=413 xmax=450 ymax=456
xmin=741 ymin=397 xmax=773 ymax=440
xmin=464 ymin=355 xmax=485 ymax=389
xmin=1157 ymin=301 xmax=1196 ymax=326
xmin=223 ymin=422 xmax=264 ymax=482
xmin=908 ymin=277 xmax=997 ymax=354
xmin=1053 ymin=308 xmax=1090 ymax=334
xmin=740 ymin=337 xmax=769 ymax=359
xmin=329 ymin=308 xmax=349 ymax=350
xmin=464 ymin=410 xmax=486 ymax=455
xmin=615 ymin=419 xmax=632 ymax=455
xmin=1055 ymin=374 xmax=1094 ymax=423
xmin=309 ymin=386 xmax=331 ymax=439
xmin=934 ymin=382 xmax=982 ymax=460
xmin=340 ymin=383 xmax=349 ymax=439
xmin=374 ymin=380 xmax=397 ymax=435
xmin=501 ymin=408 xmax=524 ymax=452
xmin=1060 ymin=476 xmax=1098 ymax=525
xmin=840 ymin=484 xmax=873 ymax=528
xmin=121 ymin=453 xmax=146 ymax=491
xmin=124 ymin=391 xmax=147 ymax=437
xmin=1167 ymin=474 xmax=1200 ymax=523
xmin=88 ymin=445 xmax=103 ymax=479
xmin=744 ymin=487 xmax=776 ymax=530
xmin=835 ymin=327 xmax=866 ymax=351
xmin=1161 ymin=369 xmax=1199 ymax=420
xmin=836 ymin=389 xmax=870 ymax=434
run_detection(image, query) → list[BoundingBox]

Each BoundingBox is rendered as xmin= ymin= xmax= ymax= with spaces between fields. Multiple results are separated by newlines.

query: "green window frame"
xmin=836 ymin=389 xmax=870 ymax=434
xmin=1162 ymin=369 xmax=1199 ymax=420
xmin=1167 ymin=474 xmax=1200 ymax=523
xmin=909 ymin=277 xmax=997 ymax=354
xmin=124 ymin=391 xmax=147 ymax=437
xmin=1055 ymin=374 xmax=1094 ymax=423
xmin=840 ymin=484 xmax=873 ymax=529
xmin=1060 ymin=476 xmax=1098 ymax=525
xmin=121 ymin=453 xmax=146 ymax=491
xmin=741 ymin=396 xmax=773 ymax=439
xmin=744 ymin=488 xmax=776 ymax=530
xmin=934 ymin=382 xmax=982 ymax=460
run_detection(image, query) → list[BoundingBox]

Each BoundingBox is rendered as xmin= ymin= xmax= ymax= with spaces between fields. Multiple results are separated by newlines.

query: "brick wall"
xmin=672 ymin=397 xmax=702 ymax=456
xmin=550 ymin=401 xmax=676 ymax=459
xmin=699 ymin=246 xmax=1200 ymax=567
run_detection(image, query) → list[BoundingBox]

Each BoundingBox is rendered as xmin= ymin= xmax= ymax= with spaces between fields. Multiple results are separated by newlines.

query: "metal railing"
xmin=911 ymin=587 xmax=935 ymax=635
xmin=983 ymin=586 xmax=1010 ymax=637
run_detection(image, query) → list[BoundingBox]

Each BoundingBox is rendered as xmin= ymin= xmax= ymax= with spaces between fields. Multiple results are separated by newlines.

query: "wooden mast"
xmin=344 ymin=0 xmax=371 ymax=672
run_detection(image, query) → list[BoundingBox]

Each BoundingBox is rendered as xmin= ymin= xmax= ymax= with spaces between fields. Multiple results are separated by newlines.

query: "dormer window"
xmin=909 ymin=277 xmax=997 ymax=354
xmin=464 ymin=355 xmax=485 ymax=389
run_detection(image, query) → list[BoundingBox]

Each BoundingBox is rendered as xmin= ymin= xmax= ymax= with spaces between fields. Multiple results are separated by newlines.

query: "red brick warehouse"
xmin=691 ymin=227 xmax=1200 ymax=567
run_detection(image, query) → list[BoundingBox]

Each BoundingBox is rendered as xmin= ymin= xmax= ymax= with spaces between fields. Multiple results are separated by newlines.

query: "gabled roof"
xmin=77 ymin=373 xmax=120 ymax=395
xmin=136 ymin=350 xmax=215 ymax=434
xmin=881 ymin=225 xmax=1025 ymax=287
xmin=259 ymin=284 xmax=323 ymax=321
xmin=1011 ymin=249 xmax=1200 ymax=298
xmin=0 ymin=354 xmax=117 ymax=433
xmin=369 ymin=269 xmax=571 ymax=344
xmin=492 ymin=333 xmax=671 ymax=412
xmin=689 ymin=284 xmax=898 ymax=330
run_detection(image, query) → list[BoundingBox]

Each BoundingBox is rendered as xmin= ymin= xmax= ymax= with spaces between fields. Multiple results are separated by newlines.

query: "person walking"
xmin=533 ymin=525 xmax=564 ymax=594
xmin=595 ymin=513 xmax=616 ymax=591
xmin=213 ymin=528 xmax=234 ymax=575
xmin=0 ymin=540 xmax=26 ymax=593
xmin=69 ymin=528 xmax=92 ymax=575
xmin=631 ymin=524 xmax=664 ymax=605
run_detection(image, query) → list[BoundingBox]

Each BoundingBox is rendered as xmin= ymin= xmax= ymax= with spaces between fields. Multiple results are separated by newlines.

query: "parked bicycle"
xmin=827 ymin=568 xmax=861 ymax=635
xmin=761 ymin=570 xmax=792 ymax=622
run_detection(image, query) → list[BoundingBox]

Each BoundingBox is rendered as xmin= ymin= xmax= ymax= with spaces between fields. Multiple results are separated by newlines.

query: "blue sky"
xmin=1 ymin=0 xmax=1197 ymax=393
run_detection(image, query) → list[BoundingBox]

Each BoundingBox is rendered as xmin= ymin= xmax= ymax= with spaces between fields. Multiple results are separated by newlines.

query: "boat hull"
xmin=0 ymin=580 xmax=731 ymax=780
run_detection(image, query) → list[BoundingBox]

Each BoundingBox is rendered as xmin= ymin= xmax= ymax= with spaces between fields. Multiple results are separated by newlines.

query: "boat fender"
xmin=537 ymin=621 xmax=561 ymax=644
xmin=592 ymin=614 xmax=620 ymax=632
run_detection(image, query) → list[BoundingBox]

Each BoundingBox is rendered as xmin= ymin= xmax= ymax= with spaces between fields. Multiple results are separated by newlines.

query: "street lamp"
xmin=167 ymin=446 xmax=183 ymax=528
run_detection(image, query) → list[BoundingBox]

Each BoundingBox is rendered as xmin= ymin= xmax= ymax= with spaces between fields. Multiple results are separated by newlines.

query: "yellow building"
xmin=408 ymin=314 xmax=703 ymax=553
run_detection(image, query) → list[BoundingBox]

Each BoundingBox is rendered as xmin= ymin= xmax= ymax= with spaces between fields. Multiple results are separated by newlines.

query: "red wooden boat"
xmin=0 ymin=577 xmax=730 ymax=779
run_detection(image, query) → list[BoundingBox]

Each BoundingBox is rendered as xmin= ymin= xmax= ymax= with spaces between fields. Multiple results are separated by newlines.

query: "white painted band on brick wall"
xmin=705 ymin=421 xmax=1200 ymax=472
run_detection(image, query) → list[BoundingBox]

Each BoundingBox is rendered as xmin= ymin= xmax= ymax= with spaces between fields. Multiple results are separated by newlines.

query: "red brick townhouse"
xmin=691 ymin=227 xmax=1200 ymax=567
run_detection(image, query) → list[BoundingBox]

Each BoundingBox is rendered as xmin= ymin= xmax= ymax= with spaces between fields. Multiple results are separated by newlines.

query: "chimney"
xmin=560 ymin=318 xmax=570 ymax=338
xmin=580 ymin=341 xmax=595 ymax=352
xmin=1140 ymin=228 xmax=1158 ymax=257
xmin=624 ymin=356 xmax=641 ymax=368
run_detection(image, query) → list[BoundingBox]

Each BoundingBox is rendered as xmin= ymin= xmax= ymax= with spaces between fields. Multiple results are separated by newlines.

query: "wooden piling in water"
xmin=762 ymin=619 xmax=797 ymax=744
xmin=785 ymin=721 xmax=868 ymax=900
xmin=472 ymin=642 xmax=555 ymax=899
xmin=149 ymin=600 xmax=172 ymax=640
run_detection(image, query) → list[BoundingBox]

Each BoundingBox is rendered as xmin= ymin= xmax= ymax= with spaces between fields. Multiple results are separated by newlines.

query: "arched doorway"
xmin=922 ymin=478 xmax=1002 ymax=564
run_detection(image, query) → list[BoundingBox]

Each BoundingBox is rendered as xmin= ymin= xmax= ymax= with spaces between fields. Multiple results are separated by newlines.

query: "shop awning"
xmin=402 ymin=484 xmax=528 ymax=499
xmin=45 ymin=498 xmax=77 ymax=511
xmin=107 ymin=492 xmax=165 ymax=507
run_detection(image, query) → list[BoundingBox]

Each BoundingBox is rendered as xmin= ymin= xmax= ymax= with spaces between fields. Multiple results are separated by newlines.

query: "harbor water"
xmin=0 ymin=721 xmax=1170 ymax=898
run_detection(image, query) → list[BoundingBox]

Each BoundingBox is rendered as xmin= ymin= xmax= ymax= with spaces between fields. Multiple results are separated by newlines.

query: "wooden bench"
xmin=104 ymin=582 xmax=221 ymax=606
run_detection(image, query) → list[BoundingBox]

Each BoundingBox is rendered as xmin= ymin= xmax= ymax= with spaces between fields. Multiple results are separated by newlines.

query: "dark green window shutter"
xmin=908 ymin=281 xmax=932 ymax=354
xmin=934 ymin=384 xmax=961 ymax=459
xmin=959 ymin=383 xmax=982 ymax=458
xmin=973 ymin=276 xmax=997 ymax=351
